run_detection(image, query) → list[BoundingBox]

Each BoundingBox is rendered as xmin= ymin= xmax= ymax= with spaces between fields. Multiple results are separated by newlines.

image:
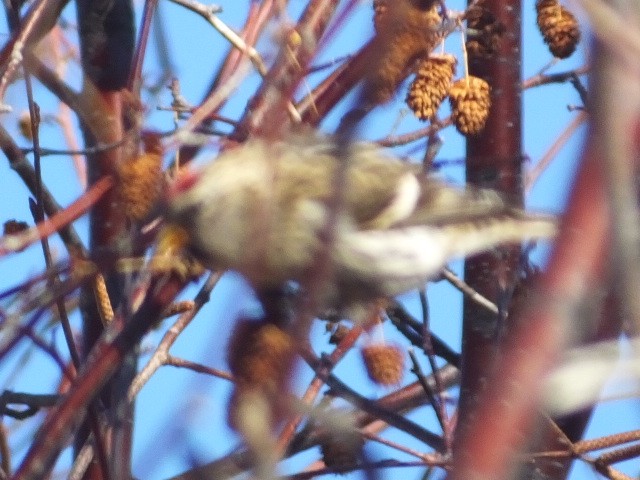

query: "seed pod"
xmin=3 ymin=219 xmax=28 ymax=235
xmin=320 ymin=430 xmax=364 ymax=471
xmin=406 ymin=54 xmax=457 ymax=121
xmin=366 ymin=2 xmax=442 ymax=104
xmin=117 ymin=133 xmax=164 ymax=221
xmin=18 ymin=111 xmax=34 ymax=141
xmin=465 ymin=6 xmax=506 ymax=58
xmin=536 ymin=0 xmax=580 ymax=59
xmin=226 ymin=319 xmax=294 ymax=390
xmin=361 ymin=343 xmax=405 ymax=386
xmin=448 ymin=76 xmax=491 ymax=136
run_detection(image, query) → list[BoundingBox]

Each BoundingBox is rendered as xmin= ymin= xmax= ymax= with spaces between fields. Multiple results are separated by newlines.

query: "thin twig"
xmin=0 ymin=176 xmax=113 ymax=256
xmin=525 ymin=111 xmax=587 ymax=194
xmin=0 ymin=125 xmax=87 ymax=255
xmin=362 ymin=430 xmax=437 ymax=462
xmin=277 ymin=323 xmax=366 ymax=456
xmin=440 ymin=268 xmax=499 ymax=314
xmin=322 ymin=372 xmax=445 ymax=451
xmin=407 ymin=349 xmax=447 ymax=438
xmin=574 ymin=430 xmax=640 ymax=455
xmin=164 ymin=355 xmax=233 ymax=381
xmin=522 ymin=65 xmax=589 ymax=90
xmin=170 ymin=0 xmax=266 ymax=75
xmin=377 ymin=118 xmax=452 ymax=147
xmin=128 ymin=272 xmax=222 ymax=402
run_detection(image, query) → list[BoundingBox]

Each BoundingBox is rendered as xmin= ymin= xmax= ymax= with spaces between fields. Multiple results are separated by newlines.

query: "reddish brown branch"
xmin=0 ymin=176 xmax=113 ymax=256
xmin=234 ymin=0 xmax=341 ymax=138
xmin=456 ymin=0 xmax=524 ymax=463
xmin=449 ymin=141 xmax=610 ymax=479
xmin=0 ymin=0 xmax=68 ymax=107
xmin=12 ymin=275 xmax=185 ymax=479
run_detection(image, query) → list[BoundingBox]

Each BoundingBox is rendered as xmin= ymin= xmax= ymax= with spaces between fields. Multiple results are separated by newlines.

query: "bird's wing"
xmin=343 ymin=146 xmax=422 ymax=229
xmin=274 ymin=138 xmax=422 ymax=230
xmin=402 ymin=178 xmax=516 ymax=226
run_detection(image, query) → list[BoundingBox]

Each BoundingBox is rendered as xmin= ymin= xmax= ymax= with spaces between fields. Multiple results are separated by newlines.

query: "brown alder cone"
xmin=449 ymin=76 xmax=492 ymax=135
xmin=18 ymin=111 xmax=34 ymax=141
xmin=226 ymin=318 xmax=294 ymax=431
xmin=320 ymin=430 xmax=364 ymax=471
xmin=536 ymin=0 xmax=581 ymax=59
xmin=465 ymin=6 xmax=506 ymax=58
xmin=3 ymin=219 xmax=28 ymax=235
xmin=117 ymin=132 xmax=164 ymax=221
xmin=366 ymin=0 xmax=442 ymax=104
xmin=406 ymin=54 xmax=457 ymax=121
xmin=226 ymin=318 xmax=294 ymax=389
xmin=361 ymin=343 xmax=405 ymax=385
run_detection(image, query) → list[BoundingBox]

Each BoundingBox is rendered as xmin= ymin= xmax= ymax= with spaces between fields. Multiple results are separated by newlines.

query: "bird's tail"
xmin=334 ymin=213 xmax=556 ymax=299
xmin=437 ymin=212 xmax=557 ymax=260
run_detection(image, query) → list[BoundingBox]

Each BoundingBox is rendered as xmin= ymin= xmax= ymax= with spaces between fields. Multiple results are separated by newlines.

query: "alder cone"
xmin=117 ymin=151 xmax=163 ymax=221
xmin=448 ymin=76 xmax=491 ymax=136
xmin=465 ymin=6 xmax=506 ymax=58
xmin=361 ymin=343 xmax=405 ymax=386
xmin=536 ymin=0 xmax=580 ymax=59
xmin=320 ymin=431 xmax=364 ymax=471
xmin=406 ymin=54 xmax=457 ymax=121
xmin=3 ymin=219 xmax=28 ymax=235
xmin=118 ymin=132 xmax=164 ymax=221
xmin=18 ymin=111 xmax=34 ymax=141
xmin=226 ymin=319 xmax=294 ymax=390
xmin=366 ymin=2 xmax=442 ymax=104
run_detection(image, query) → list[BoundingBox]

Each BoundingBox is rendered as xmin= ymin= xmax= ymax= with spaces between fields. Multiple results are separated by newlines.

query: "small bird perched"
xmin=164 ymin=133 xmax=555 ymax=309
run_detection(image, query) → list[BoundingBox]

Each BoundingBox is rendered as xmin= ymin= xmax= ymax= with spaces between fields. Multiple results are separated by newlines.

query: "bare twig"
xmin=0 ymin=176 xmax=113 ymax=256
xmin=377 ymin=118 xmax=452 ymax=147
xmin=128 ymin=272 xmax=222 ymax=402
xmin=164 ymin=355 xmax=233 ymax=380
xmin=525 ymin=111 xmax=587 ymax=194
xmin=522 ymin=65 xmax=589 ymax=90
xmin=0 ymin=0 xmax=68 ymax=109
xmin=440 ymin=268 xmax=499 ymax=315
xmin=0 ymin=125 xmax=87 ymax=255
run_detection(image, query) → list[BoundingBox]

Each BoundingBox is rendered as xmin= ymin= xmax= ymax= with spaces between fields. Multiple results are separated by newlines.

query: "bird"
xmin=163 ymin=132 xmax=556 ymax=310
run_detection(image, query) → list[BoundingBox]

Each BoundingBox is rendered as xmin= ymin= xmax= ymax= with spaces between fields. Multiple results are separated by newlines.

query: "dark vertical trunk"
xmin=457 ymin=0 xmax=523 ymax=442
xmin=75 ymin=0 xmax=135 ymax=477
